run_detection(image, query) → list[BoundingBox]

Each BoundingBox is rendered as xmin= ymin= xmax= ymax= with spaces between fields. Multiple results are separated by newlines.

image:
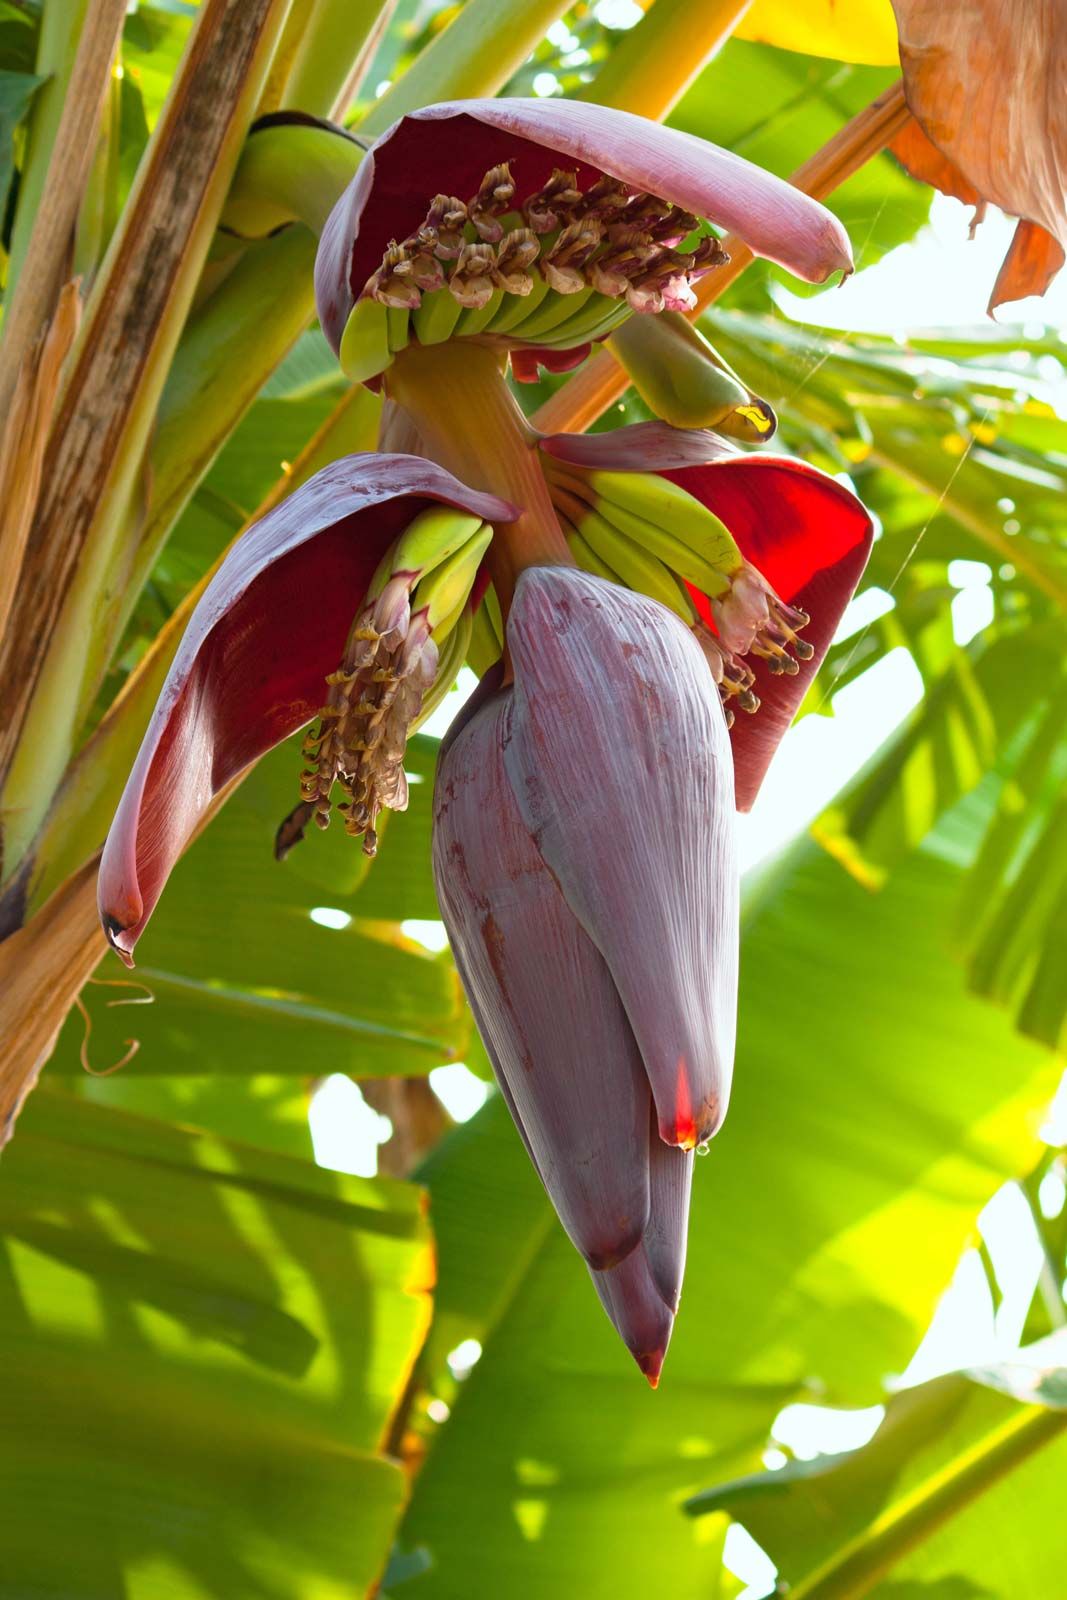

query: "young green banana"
xmin=608 ymin=311 xmax=777 ymax=440
xmin=412 ymin=288 xmax=464 ymax=347
xmin=455 ymin=288 xmax=505 ymax=338
xmin=498 ymin=283 xmax=595 ymax=343
xmin=576 ymin=507 xmax=697 ymax=624
xmin=488 ymin=273 xmax=550 ymax=335
xmin=339 ymin=296 xmax=392 ymax=383
xmin=368 ymin=506 xmax=488 ymax=598
xmin=411 ymin=524 xmax=494 ymax=630
xmin=557 ymin=466 xmax=743 ymax=595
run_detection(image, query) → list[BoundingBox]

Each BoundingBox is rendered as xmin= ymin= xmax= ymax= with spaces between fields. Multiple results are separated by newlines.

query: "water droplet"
xmin=695 ymin=1140 xmax=711 ymax=1157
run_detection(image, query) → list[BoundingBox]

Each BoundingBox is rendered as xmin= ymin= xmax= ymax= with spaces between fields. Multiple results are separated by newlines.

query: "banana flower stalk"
xmin=435 ymin=567 xmax=737 ymax=1384
xmin=97 ymin=456 xmax=516 ymax=965
xmin=314 ymin=97 xmax=853 ymax=386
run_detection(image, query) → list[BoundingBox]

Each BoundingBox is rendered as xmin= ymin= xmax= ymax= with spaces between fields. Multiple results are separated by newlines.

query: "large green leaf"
xmin=687 ymin=1334 xmax=1067 ymax=1597
xmin=0 ymin=1088 xmax=434 ymax=1598
xmin=122 ymin=3 xmax=197 ymax=130
xmin=397 ymin=843 xmax=1059 ymax=1598
xmin=695 ymin=309 xmax=1067 ymax=1052
xmin=51 ymin=732 xmax=468 ymax=1078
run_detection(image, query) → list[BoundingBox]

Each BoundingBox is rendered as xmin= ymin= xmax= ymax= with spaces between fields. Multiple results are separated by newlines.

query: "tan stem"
xmin=0 ymin=0 xmax=293 ymax=869
xmin=0 ymin=0 xmax=126 ymax=422
xmin=0 ymin=283 xmax=81 ymax=642
xmin=532 ymin=79 xmax=912 ymax=437
xmin=583 ymin=0 xmax=754 ymax=118
xmin=0 ymin=860 xmax=104 ymax=1149
xmin=359 ymin=1077 xmax=452 ymax=1178
xmin=386 ymin=342 xmax=574 ymax=616
xmin=0 ymin=772 xmax=244 ymax=1151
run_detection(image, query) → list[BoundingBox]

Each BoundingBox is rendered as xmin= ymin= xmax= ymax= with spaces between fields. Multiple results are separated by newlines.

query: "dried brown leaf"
xmin=890 ymin=0 xmax=1067 ymax=310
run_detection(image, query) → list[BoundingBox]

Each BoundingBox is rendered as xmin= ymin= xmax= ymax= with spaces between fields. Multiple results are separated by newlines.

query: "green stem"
xmin=102 ymin=228 xmax=321 ymax=693
xmin=792 ymin=1406 xmax=1067 ymax=1599
xmin=281 ymin=0 xmax=399 ymax=118
xmin=386 ymin=342 xmax=573 ymax=616
xmin=5 ymin=0 xmax=98 ymax=299
xmin=582 ymin=0 xmax=754 ymax=119
xmin=221 ymin=122 xmax=365 ymax=238
xmin=0 ymin=0 xmax=295 ymax=881
xmin=357 ymin=0 xmax=573 ymax=137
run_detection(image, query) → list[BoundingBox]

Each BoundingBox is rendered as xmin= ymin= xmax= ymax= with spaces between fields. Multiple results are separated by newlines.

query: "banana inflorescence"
xmin=339 ymin=161 xmax=730 ymax=386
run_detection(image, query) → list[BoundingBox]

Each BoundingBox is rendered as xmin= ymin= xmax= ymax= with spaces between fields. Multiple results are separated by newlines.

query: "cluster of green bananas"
xmin=340 ymin=264 xmax=635 ymax=385
xmin=541 ymin=458 xmax=745 ymax=626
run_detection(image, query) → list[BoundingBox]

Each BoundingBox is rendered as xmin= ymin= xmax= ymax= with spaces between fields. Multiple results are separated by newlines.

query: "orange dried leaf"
xmin=890 ymin=0 xmax=1067 ymax=311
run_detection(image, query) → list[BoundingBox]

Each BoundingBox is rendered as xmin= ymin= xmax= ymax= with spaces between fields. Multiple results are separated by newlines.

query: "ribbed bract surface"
xmin=433 ymin=567 xmax=737 ymax=1382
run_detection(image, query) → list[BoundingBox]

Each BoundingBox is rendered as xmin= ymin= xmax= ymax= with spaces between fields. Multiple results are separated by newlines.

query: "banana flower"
xmin=97 ymin=456 xmax=516 ymax=964
xmin=538 ymin=423 xmax=874 ymax=809
xmin=314 ymin=97 xmax=853 ymax=385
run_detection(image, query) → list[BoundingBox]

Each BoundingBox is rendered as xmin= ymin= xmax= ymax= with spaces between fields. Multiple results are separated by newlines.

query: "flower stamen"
xmin=358 ymin=162 xmax=732 ymax=341
xmin=523 ymin=168 xmax=583 ymax=233
xmin=694 ymin=626 xmax=761 ymax=727
xmin=542 ymin=218 xmax=604 ymax=295
xmin=425 ymin=194 xmax=469 ymax=258
xmin=449 ymin=241 xmax=498 ymax=308
xmin=275 ymin=587 xmax=437 ymax=860
xmin=366 ymin=240 xmax=420 ymax=308
xmin=470 ymin=162 xmax=516 ymax=242
xmin=494 ymin=227 xmax=540 ymax=294
xmin=709 ymin=563 xmax=814 ymax=690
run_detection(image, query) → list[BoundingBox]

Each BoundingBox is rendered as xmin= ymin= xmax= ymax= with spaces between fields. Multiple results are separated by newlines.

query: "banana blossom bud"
xmin=434 ymin=568 xmax=738 ymax=1383
xmin=98 ymin=456 xmax=516 ymax=965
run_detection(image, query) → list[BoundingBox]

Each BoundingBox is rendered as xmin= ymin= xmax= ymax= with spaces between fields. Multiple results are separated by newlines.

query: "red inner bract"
xmin=665 ymin=459 xmax=873 ymax=810
xmin=664 ymin=459 xmax=865 ymax=602
xmin=346 ymin=114 xmax=613 ymax=298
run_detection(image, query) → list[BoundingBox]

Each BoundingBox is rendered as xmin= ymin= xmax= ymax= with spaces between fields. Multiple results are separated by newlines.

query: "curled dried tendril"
xmin=76 ymin=977 xmax=155 ymax=1077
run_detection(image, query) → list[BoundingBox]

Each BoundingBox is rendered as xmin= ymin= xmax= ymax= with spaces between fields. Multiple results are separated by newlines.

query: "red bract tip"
xmin=638 ymin=1353 xmax=664 ymax=1390
xmin=670 ymin=1057 xmax=697 ymax=1151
